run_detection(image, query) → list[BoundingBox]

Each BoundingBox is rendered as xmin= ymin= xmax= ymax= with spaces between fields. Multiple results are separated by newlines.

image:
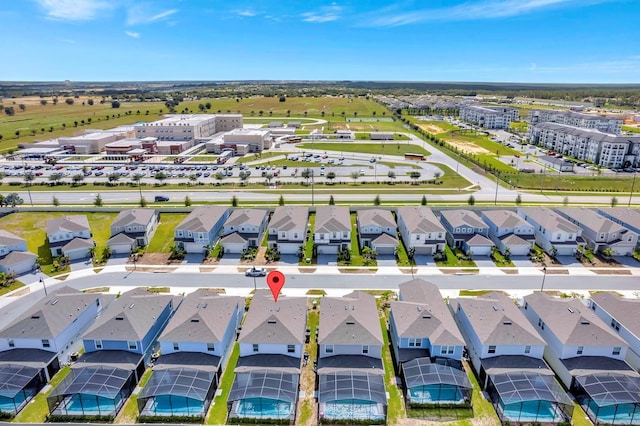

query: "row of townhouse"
xmin=528 ymin=122 xmax=640 ymax=169
xmin=528 ymin=109 xmax=624 ymax=135
xmin=459 ymin=105 xmax=520 ymax=129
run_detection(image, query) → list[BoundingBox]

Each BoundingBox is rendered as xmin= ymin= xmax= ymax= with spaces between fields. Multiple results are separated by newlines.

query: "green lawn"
xmin=623 ymin=125 xmax=640 ymax=134
xmin=298 ymin=142 xmax=431 ymax=157
xmin=572 ymin=402 xmax=594 ymax=426
xmin=465 ymin=361 xmax=500 ymax=422
xmin=13 ymin=365 xmax=71 ymax=422
xmin=146 ymin=213 xmax=188 ymax=252
xmin=510 ymin=121 xmax=529 ymax=132
xmin=298 ymin=307 xmax=320 ymax=425
xmin=379 ymin=314 xmax=405 ymax=424
xmin=415 ymin=119 xmax=460 ymax=133
xmin=435 ymin=246 xmax=478 ymax=268
xmin=459 ymin=289 xmax=495 ymax=297
xmin=114 ymin=369 xmax=153 ymax=423
xmin=300 ymin=213 xmax=316 ymax=265
xmin=235 ymin=151 xmax=293 ymax=163
xmin=206 ymin=343 xmax=239 ymax=424
xmin=0 ymin=280 xmax=25 ymax=296
xmin=0 ymin=212 xmax=116 ymax=275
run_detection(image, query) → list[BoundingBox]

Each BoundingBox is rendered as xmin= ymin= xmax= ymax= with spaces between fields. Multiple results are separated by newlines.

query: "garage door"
xmin=65 ymin=248 xmax=89 ymax=261
xmin=414 ymin=246 xmax=433 ymax=255
xmin=374 ymin=245 xmax=395 ymax=255
xmin=278 ymin=244 xmax=300 ymax=255
xmin=317 ymin=245 xmax=338 ymax=255
xmin=184 ymin=242 xmax=207 ymax=254
xmin=109 ymin=244 xmax=132 ymax=255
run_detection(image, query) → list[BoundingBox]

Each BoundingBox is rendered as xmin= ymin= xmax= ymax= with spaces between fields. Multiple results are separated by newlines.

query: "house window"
xmin=441 ymin=346 xmax=448 ymax=355
xmin=42 ymin=339 xmax=50 ymax=348
xmin=362 ymin=345 xmax=369 ymax=354
xmin=488 ymin=346 xmax=496 ymax=354
xmin=577 ymin=346 xmax=584 ymax=355
xmin=252 ymin=344 xmax=259 ymax=352
xmin=524 ymin=346 xmax=531 ymax=354
xmin=343 ymin=232 xmax=348 ymax=239
xmin=287 ymin=345 xmax=295 ymax=353
xmin=128 ymin=341 xmax=138 ymax=350
xmin=613 ymin=347 xmax=621 ymax=356
xmin=95 ymin=340 xmax=102 ymax=349
xmin=207 ymin=343 xmax=215 ymax=352
xmin=325 ymin=345 xmax=334 ymax=354
xmin=8 ymin=339 xmax=14 ymax=348
xmin=408 ymin=338 xmax=421 ymax=347
xmin=416 ymin=235 xmax=420 ymax=240
xmin=173 ymin=342 xmax=179 ymax=351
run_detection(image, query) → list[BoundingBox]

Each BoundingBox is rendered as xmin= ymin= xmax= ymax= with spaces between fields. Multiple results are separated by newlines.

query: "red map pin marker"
xmin=267 ymin=270 xmax=285 ymax=302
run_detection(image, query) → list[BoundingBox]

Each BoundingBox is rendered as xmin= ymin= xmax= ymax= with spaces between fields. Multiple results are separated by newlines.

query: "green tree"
xmin=139 ymin=196 xmax=147 ymax=207
xmin=467 ymin=195 xmax=476 ymax=205
xmin=107 ymin=173 xmax=120 ymax=186
xmin=154 ymin=171 xmax=168 ymax=185
xmin=374 ymin=195 xmax=381 ymax=206
xmin=515 ymin=193 xmax=522 ymax=206
xmin=326 ymin=171 xmax=336 ymax=185
xmin=563 ymin=196 xmax=569 ymax=206
xmin=231 ymin=196 xmax=239 ymax=207
xmin=184 ymin=195 xmax=192 ymax=207
xmin=301 ymin=168 xmax=313 ymax=186
xmin=239 ymin=170 xmax=250 ymax=186
xmin=94 ymin=194 xmax=103 ymax=207
xmin=350 ymin=171 xmax=360 ymax=185
xmin=387 ymin=170 xmax=396 ymax=184
xmin=611 ymin=196 xmax=618 ymax=207
xmin=65 ymin=98 xmax=74 ymax=105
xmin=421 ymin=195 xmax=427 ymax=205
xmin=5 ymin=193 xmax=23 ymax=207
xmin=18 ymin=104 xmax=26 ymax=112
xmin=52 ymin=196 xmax=60 ymax=207
xmin=188 ymin=174 xmax=198 ymax=186
xmin=329 ymin=195 xmax=335 ymax=205
xmin=278 ymin=195 xmax=285 ymax=206
xmin=409 ymin=171 xmax=421 ymax=185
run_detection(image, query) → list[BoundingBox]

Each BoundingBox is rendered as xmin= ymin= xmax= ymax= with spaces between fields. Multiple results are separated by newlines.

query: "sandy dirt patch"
xmin=445 ymin=139 xmax=492 ymax=155
xmin=417 ymin=123 xmax=448 ymax=134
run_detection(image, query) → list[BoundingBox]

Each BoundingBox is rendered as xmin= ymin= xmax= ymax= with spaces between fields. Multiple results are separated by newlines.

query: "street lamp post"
xmin=540 ymin=267 xmax=547 ymax=292
xmin=40 ymin=277 xmax=47 ymax=296
xmin=494 ymin=174 xmax=499 ymax=206
xmin=629 ymin=171 xmax=637 ymax=207
xmin=311 ymin=170 xmax=315 ymax=206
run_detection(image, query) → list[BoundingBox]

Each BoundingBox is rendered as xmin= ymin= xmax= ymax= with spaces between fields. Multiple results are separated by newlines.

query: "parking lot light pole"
xmin=629 ymin=171 xmax=637 ymax=207
xmin=494 ymin=175 xmax=499 ymax=206
xmin=540 ymin=267 xmax=547 ymax=292
xmin=311 ymin=170 xmax=315 ymax=206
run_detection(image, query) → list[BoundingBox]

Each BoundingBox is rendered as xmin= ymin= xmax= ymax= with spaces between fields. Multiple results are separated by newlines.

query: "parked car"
xmin=154 ymin=195 xmax=170 ymax=202
xmin=245 ymin=267 xmax=267 ymax=277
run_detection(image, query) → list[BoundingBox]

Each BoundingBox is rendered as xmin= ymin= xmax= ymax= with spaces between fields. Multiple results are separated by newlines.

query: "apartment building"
xmin=528 ymin=109 xmax=623 ymax=134
xmin=459 ymin=105 xmax=519 ymax=129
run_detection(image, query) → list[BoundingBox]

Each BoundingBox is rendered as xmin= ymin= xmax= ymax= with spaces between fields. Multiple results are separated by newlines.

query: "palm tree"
xmin=131 ymin=173 xmax=142 ymax=198
xmin=23 ymin=172 xmax=35 ymax=206
xmin=387 ymin=170 xmax=396 ymax=185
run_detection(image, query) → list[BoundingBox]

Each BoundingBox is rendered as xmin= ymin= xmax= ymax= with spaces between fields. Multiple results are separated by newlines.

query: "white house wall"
xmin=239 ymin=342 xmax=302 ymax=358
xmin=318 ymin=344 xmax=382 ymax=359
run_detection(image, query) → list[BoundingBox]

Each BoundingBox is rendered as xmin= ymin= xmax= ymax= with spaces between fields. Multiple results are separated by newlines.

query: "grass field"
xmin=623 ymin=125 xmax=640 ymax=134
xmin=0 ymin=212 xmax=116 ymax=275
xmin=0 ymin=280 xmax=24 ymax=296
xmin=146 ymin=213 xmax=188 ymax=252
xmin=206 ymin=343 xmax=239 ymax=424
xmin=114 ymin=369 xmax=153 ymax=423
xmin=297 ymin=142 xmax=431 ymax=157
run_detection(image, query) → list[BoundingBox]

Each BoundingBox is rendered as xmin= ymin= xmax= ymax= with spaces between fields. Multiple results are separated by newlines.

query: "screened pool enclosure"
xmin=402 ymin=358 xmax=472 ymax=407
xmin=0 ymin=364 xmax=44 ymax=417
xmin=137 ymin=367 xmax=216 ymax=418
xmin=318 ymin=371 xmax=387 ymax=423
xmin=228 ymin=370 xmax=298 ymax=421
xmin=574 ymin=373 xmax=640 ymax=425
xmin=47 ymin=366 xmax=135 ymax=419
xmin=487 ymin=372 xmax=574 ymax=423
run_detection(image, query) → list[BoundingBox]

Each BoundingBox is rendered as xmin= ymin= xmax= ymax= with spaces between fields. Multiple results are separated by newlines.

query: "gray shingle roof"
xmin=518 ymin=207 xmax=581 ymax=234
xmin=357 ymin=209 xmax=396 ymax=229
xmin=524 ymin=292 xmax=626 ymax=347
xmin=107 ymin=233 xmax=135 ymax=245
xmin=176 ymin=206 xmax=228 ymax=233
xmin=62 ymin=237 xmax=95 ymax=251
xmin=466 ymin=234 xmax=493 ymax=246
xmin=319 ymin=291 xmax=383 ymax=346
xmin=556 ymin=208 xmax=627 ymax=234
xmin=392 ymin=279 xmax=464 ymax=346
xmin=532 ymin=122 xmax=640 ymax=143
xmin=0 ymin=251 xmax=37 ymax=267
xmin=83 ymin=288 xmax=176 ymax=341
xmin=0 ymin=230 xmax=25 ymax=247
xmin=220 ymin=232 xmax=247 ymax=244
xmin=238 ymin=290 xmax=307 ymax=345
xmin=598 ymin=208 xmax=640 ymax=230
xmin=396 ymin=206 xmax=445 ymax=234
xmin=0 ymin=286 xmax=110 ymax=340
xmin=224 ymin=209 xmax=268 ymax=228
xmin=440 ymin=209 xmax=487 ymax=229
xmin=452 ymin=292 xmax=545 ymax=346
xmin=111 ymin=209 xmax=157 ymax=230
xmin=372 ymin=233 xmax=397 ymax=246
xmin=315 ymin=206 xmax=350 ymax=234
xmin=481 ymin=210 xmax=531 ymax=229
xmin=591 ymin=292 xmax=640 ymax=341
xmin=269 ymin=206 xmax=308 ymax=232
xmin=46 ymin=215 xmax=90 ymax=235
xmin=501 ymin=234 xmax=531 ymax=246
xmin=160 ymin=289 xmax=243 ymax=343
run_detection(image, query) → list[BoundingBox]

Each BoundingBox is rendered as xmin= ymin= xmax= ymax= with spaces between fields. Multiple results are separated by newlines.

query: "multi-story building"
xmin=138 ymin=290 xmax=244 ymax=419
xmin=134 ymin=114 xmax=242 ymax=141
xmin=522 ymin=293 xmax=640 ymax=425
xmin=396 ymin=206 xmax=446 ymax=255
xmin=556 ymin=208 xmax=638 ymax=256
xmin=174 ymin=206 xmax=229 ymax=254
xmin=440 ymin=209 xmax=493 ymax=256
xmin=314 ymin=206 xmax=351 ymax=255
xmin=107 ymin=209 xmax=159 ymax=254
xmin=0 ymin=230 xmax=37 ymax=275
xmin=480 ymin=210 xmax=535 ymax=256
xmin=528 ymin=122 xmax=640 ymax=168
xmin=518 ymin=207 xmax=585 ymax=256
xmin=528 ymin=109 xmax=623 ymax=134
xmin=356 ymin=209 xmax=398 ymax=255
xmin=390 ymin=279 xmax=471 ymax=408
xmin=267 ymin=206 xmax=309 ymax=255
xmin=220 ymin=208 xmax=269 ymax=254
xmin=318 ymin=291 xmax=387 ymax=423
xmin=206 ymin=128 xmax=272 ymax=154
xmin=46 ymin=215 xmax=94 ymax=260
xmin=452 ymin=292 xmax=573 ymax=424
xmin=459 ymin=105 xmax=519 ymax=129
xmin=597 ymin=208 xmax=640 ymax=246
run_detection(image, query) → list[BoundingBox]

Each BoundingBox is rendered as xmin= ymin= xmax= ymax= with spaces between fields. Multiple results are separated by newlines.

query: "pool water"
xmin=320 ymin=399 xmax=386 ymax=421
xmin=234 ymin=398 xmax=292 ymax=419
xmin=60 ymin=393 xmax=123 ymax=415
xmin=500 ymin=400 xmax=564 ymax=422
xmin=145 ymin=395 xmax=204 ymax=416
xmin=409 ymin=385 xmax=465 ymax=404
xmin=0 ymin=390 xmax=33 ymax=415
xmin=587 ymin=400 xmax=640 ymax=424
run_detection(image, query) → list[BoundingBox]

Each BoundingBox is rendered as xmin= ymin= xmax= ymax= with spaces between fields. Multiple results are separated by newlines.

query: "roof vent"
xmin=568 ymin=308 xmax=575 ymax=313
xmin=268 ymin=320 xmax=277 ymax=324
xmin=129 ymin=303 xmax=135 ymax=309
xmin=580 ymin=320 xmax=590 ymax=325
xmin=492 ymin=305 xmax=499 ymax=311
xmin=346 ymin=321 xmax=355 ymax=325
xmin=422 ymin=315 xmax=432 ymax=319
xmin=191 ymin=318 xmax=200 ymax=323
xmin=51 ymin=299 xmax=58 ymax=305
xmin=503 ymin=320 xmax=512 ymax=325
xmin=31 ymin=315 xmax=40 ymax=319
xmin=115 ymin=316 xmax=124 ymax=321
xmin=417 ymin=306 xmax=422 ymax=312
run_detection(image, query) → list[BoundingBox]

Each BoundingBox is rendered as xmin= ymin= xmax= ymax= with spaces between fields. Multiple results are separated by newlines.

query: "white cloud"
xmin=302 ymin=3 xmax=342 ymax=23
xmin=363 ymin=0 xmax=613 ymax=27
xmin=126 ymin=5 xmax=178 ymax=25
xmin=61 ymin=38 xmax=77 ymax=44
xmin=125 ymin=30 xmax=140 ymax=38
xmin=34 ymin=0 xmax=113 ymax=21
xmin=236 ymin=9 xmax=258 ymax=17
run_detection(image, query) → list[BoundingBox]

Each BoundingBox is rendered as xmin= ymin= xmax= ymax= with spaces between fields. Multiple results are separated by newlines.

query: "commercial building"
xmin=134 ymin=114 xmax=242 ymax=141
xmin=459 ymin=105 xmax=519 ymax=129
xmin=205 ymin=128 xmax=272 ymax=154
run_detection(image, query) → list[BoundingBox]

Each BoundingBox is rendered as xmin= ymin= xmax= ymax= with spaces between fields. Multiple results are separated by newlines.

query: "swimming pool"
xmin=57 ymin=393 xmax=123 ymax=416
xmin=500 ymin=400 xmax=565 ymax=422
xmin=142 ymin=395 xmax=205 ymax=416
xmin=0 ymin=390 xmax=34 ymax=415
xmin=320 ymin=400 xmax=386 ymax=421
xmin=233 ymin=398 xmax=293 ymax=419
xmin=587 ymin=400 xmax=640 ymax=425
xmin=408 ymin=385 xmax=466 ymax=404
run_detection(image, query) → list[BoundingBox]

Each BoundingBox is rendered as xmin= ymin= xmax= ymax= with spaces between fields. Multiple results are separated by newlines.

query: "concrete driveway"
xmin=474 ymin=257 xmax=497 ymax=268
xmin=219 ymin=253 xmax=241 ymax=266
xmin=556 ymin=255 xmax=585 ymax=268
xmin=70 ymin=258 xmax=93 ymax=272
xmin=278 ymin=254 xmax=300 ymax=266
xmin=511 ymin=256 xmax=536 ymax=268
xmin=317 ymin=254 xmax=337 ymax=266
xmin=413 ymin=255 xmax=435 ymax=266
xmin=106 ymin=254 xmax=130 ymax=266
xmin=377 ymin=254 xmax=397 ymax=267
xmin=182 ymin=253 xmax=204 ymax=264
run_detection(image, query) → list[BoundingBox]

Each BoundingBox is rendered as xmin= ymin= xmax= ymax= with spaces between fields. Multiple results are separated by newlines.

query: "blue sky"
xmin=4 ymin=0 xmax=640 ymax=83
